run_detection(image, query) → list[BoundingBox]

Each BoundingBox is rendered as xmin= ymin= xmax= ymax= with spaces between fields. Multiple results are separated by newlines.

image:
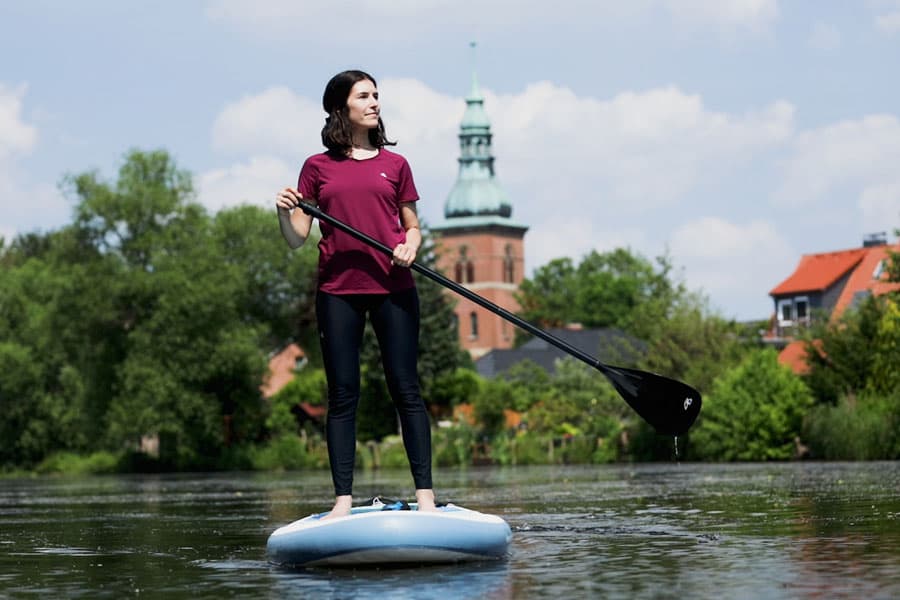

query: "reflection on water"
xmin=0 ymin=462 xmax=898 ymax=598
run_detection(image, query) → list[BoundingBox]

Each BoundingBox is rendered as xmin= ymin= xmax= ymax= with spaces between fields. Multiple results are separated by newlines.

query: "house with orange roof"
xmin=260 ymin=342 xmax=326 ymax=428
xmin=768 ymin=232 xmax=900 ymax=372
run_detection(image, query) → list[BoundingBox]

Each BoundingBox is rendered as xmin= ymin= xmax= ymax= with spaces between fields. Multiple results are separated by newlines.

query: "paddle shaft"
xmin=298 ymin=200 xmax=616 ymax=375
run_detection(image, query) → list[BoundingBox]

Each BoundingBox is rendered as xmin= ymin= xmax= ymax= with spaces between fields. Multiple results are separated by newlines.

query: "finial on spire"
xmin=469 ymin=41 xmax=481 ymax=100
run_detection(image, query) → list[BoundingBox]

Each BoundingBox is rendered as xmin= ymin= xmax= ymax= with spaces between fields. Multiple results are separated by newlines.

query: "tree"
xmin=62 ymin=149 xmax=271 ymax=467
xmin=802 ymin=296 xmax=886 ymax=405
xmin=211 ymin=205 xmax=319 ymax=353
xmin=515 ymin=249 xmax=681 ymax=340
xmin=690 ymin=348 xmax=814 ymax=461
xmin=640 ymin=291 xmax=750 ymax=396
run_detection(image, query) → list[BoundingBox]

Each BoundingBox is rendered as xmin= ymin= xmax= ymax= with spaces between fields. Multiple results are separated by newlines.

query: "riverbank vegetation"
xmin=1 ymin=150 xmax=898 ymax=475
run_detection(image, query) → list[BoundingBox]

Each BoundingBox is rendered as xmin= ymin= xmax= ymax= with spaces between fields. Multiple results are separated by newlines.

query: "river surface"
xmin=1 ymin=462 xmax=899 ymax=599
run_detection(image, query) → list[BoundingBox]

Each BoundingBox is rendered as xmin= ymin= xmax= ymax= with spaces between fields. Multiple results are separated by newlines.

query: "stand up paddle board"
xmin=267 ymin=497 xmax=512 ymax=567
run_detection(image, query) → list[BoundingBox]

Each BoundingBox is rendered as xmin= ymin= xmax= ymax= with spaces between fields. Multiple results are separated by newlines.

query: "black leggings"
xmin=316 ymin=288 xmax=432 ymax=496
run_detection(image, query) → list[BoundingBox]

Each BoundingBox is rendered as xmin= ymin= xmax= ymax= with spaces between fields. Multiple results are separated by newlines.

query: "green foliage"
xmin=429 ymin=368 xmax=483 ymax=415
xmin=515 ymin=248 xmax=681 ymax=339
xmin=804 ymin=390 xmax=900 ymax=460
xmin=504 ymin=432 xmax=551 ymax=465
xmin=35 ymin=451 xmax=122 ymax=475
xmin=432 ymin=424 xmax=475 ymax=467
xmin=212 ymin=205 xmax=320 ymax=352
xmin=267 ymin=368 xmax=328 ymax=435
xmin=249 ymin=435 xmax=314 ymax=470
xmin=471 ymin=378 xmax=511 ymax=435
xmin=377 ymin=435 xmax=412 ymax=468
xmin=867 ymin=297 xmax=900 ymax=396
xmin=641 ymin=291 xmax=751 ymax=396
xmin=802 ymin=296 xmax=887 ymax=405
xmin=691 ymin=349 xmax=814 ymax=461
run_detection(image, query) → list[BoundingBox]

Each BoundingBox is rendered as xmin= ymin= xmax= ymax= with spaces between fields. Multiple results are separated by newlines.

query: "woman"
xmin=275 ymin=70 xmax=437 ymax=518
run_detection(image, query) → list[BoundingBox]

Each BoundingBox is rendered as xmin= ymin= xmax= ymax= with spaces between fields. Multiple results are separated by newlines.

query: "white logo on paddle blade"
xmin=684 ymin=397 xmax=693 ymax=411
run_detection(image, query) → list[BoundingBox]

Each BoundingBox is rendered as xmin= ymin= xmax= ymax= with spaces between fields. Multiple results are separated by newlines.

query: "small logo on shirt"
xmin=379 ymin=172 xmax=388 ymax=178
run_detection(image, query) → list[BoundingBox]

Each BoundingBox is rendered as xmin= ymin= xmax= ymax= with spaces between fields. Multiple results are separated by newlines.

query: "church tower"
xmin=432 ymin=51 xmax=529 ymax=359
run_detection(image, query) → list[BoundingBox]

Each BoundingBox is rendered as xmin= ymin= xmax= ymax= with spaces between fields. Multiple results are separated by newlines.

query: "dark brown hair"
xmin=321 ymin=70 xmax=396 ymax=154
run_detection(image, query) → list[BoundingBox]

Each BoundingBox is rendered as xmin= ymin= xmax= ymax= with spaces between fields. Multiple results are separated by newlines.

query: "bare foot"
xmin=415 ymin=489 xmax=439 ymax=512
xmin=320 ymin=495 xmax=352 ymax=520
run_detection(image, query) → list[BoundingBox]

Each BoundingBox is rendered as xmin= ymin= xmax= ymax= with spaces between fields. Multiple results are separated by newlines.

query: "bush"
xmin=378 ymin=435 xmax=411 ymax=469
xmin=250 ymin=435 xmax=312 ymax=470
xmin=432 ymin=425 xmax=474 ymax=467
xmin=804 ymin=391 xmax=900 ymax=460
xmin=505 ymin=432 xmax=551 ymax=465
xmin=690 ymin=348 xmax=814 ymax=461
xmin=35 ymin=451 xmax=122 ymax=475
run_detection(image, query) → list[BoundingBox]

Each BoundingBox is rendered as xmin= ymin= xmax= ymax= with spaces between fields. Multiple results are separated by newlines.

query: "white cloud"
xmin=859 ymin=182 xmax=900 ymax=233
xmin=197 ymin=155 xmax=297 ymax=213
xmin=487 ymin=82 xmax=793 ymax=217
xmin=212 ymin=77 xmax=794 ymax=221
xmin=660 ymin=0 xmax=779 ymax=32
xmin=211 ymin=86 xmax=323 ymax=157
xmin=775 ymin=115 xmax=900 ymax=217
xmin=205 ymin=0 xmax=779 ymax=37
xmin=523 ymin=215 xmax=649 ymax=275
xmin=0 ymin=83 xmax=37 ymax=159
xmin=875 ymin=5 xmax=900 ymax=33
xmin=0 ymin=83 xmax=66 ymax=239
xmin=808 ymin=22 xmax=841 ymax=51
xmin=669 ymin=216 xmax=794 ymax=316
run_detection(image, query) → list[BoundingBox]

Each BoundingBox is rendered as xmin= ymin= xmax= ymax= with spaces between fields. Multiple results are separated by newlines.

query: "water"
xmin=1 ymin=462 xmax=899 ymax=599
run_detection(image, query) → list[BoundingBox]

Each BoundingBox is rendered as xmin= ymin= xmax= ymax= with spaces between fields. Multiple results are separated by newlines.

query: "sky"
xmin=2 ymin=0 xmax=900 ymax=321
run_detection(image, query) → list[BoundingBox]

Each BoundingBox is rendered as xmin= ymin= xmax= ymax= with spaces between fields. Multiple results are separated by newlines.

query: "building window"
xmin=778 ymin=296 xmax=810 ymax=329
xmin=503 ymin=244 xmax=515 ymax=283
xmin=778 ymin=298 xmax=794 ymax=325
xmin=795 ymin=296 xmax=809 ymax=323
xmin=469 ymin=312 xmax=478 ymax=339
xmin=455 ymin=246 xmax=472 ymax=284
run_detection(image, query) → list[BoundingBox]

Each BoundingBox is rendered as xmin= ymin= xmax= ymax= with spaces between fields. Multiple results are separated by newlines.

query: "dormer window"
xmin=778 ymin=298 xmax=794 ymax=325
xmin=778 ymin=296 xmax=810 ymax=328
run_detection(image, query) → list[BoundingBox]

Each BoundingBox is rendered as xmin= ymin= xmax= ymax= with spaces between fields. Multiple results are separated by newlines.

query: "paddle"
xmin=297 ymin=201 xmax=701 ymax=436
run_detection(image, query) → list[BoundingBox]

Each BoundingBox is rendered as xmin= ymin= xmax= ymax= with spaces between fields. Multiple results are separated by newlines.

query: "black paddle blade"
xmin=598 ymin=364 xmax=702 ymax=436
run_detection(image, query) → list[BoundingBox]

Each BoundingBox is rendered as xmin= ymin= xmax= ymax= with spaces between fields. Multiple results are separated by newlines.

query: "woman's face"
xmin=345 ymin=79 xmax=380 ymax=133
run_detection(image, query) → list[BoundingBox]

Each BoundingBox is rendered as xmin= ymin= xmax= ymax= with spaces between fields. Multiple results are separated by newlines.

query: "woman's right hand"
xmin=275 ymin=188 xmax=302 ymax=213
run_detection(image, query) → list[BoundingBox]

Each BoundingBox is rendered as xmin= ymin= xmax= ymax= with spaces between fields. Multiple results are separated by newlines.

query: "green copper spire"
xmin=444 ymin=42 xmax=512 ymax=219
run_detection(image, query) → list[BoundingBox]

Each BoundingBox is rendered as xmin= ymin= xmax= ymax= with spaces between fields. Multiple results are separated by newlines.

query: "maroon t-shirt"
xmin=297 ymin=149 xmax=420 ymax=294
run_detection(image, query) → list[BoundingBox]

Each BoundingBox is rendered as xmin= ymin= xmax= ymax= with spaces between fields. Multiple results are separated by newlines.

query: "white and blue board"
xmin=267 ymin=498 xmax=512 ymax=567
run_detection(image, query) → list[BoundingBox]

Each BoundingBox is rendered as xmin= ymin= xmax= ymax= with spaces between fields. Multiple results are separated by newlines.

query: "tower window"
xmin=455 ymin=246 xmax=473 ymax=284
xmin=503 ymin=244 xmax=515 ymax=283
xmin=469 ymin=312 xmax=478 ymax=339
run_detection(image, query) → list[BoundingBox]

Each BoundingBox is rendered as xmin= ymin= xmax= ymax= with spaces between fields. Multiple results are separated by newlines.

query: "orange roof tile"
xmin=778 ymin=340 xmax=810 ymax=374
xmin=831 ymin=244 xmax=900 ymax=319
xmin=770 ymin=248 xmax=867 ymax=296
